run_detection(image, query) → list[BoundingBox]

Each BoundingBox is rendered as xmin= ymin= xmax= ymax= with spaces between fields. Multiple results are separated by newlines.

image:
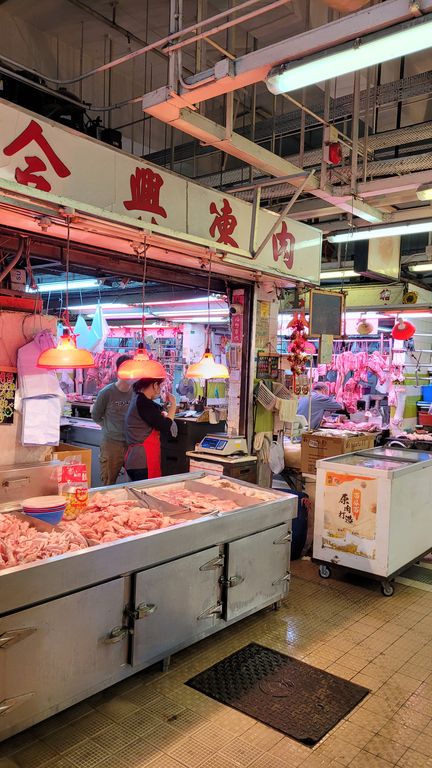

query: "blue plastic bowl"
xmin=24 ymin=508 xmax=65 ymax=525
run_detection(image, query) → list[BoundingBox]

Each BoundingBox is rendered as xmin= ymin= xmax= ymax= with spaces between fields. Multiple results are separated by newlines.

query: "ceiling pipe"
xmin=0 ymin=0 xmax=279 ymax=87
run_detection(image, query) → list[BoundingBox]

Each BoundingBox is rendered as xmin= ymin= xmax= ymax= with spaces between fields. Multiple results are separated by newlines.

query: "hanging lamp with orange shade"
xmin=185 ymin=253 xmax=229 ymax=380
xmin=117 ymin=241 xmax=167 ymax=381
xmin=37 ymin=218 xmax=96 ymax=370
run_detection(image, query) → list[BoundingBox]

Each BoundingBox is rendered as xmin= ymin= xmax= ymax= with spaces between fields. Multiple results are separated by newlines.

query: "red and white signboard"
xmin=0 ymin=100 xmax=321 ymax=284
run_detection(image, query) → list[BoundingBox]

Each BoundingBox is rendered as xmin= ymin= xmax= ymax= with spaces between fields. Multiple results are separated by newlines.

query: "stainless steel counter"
xmin=0 ymin=472 xmax=296 ymax=741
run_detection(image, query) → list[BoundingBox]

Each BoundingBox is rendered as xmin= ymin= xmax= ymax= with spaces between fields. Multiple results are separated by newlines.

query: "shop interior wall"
xmin=0 ymin=311 xmax=57 ymax=466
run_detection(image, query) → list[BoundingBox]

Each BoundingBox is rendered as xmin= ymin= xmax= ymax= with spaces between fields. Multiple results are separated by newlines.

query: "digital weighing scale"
xmin=197 ymin=433 xmax=248 ymax=457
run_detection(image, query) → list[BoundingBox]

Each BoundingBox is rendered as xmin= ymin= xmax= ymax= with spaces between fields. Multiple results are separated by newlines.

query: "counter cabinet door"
xmin=0 ymin=578 xmax=129 ymax=736
xmin=131 ymin=546 xmax=222 ymax=667
xmin=224 ymin=523 xmax=291 ymax=622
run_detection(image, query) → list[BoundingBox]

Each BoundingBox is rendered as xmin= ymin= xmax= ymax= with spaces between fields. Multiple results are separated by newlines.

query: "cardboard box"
xmin=52 ymin=443 xmax=92 ymax=487
xmin=301 ymin=431 xmax=376 ymax=476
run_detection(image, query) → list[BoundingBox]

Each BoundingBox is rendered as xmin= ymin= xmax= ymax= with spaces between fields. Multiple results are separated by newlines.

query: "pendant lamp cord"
xmin=141 ymin=237 xmax=148 ymax=344
xmin=207 ymin=251 xmax=212 ymax=350
xmin=63 ymin=216 xmax=72 ymax=333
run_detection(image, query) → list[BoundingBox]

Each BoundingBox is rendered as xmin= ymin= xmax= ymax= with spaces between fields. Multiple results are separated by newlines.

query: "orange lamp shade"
xmin=117 ymin=349 xmax=167 ymax=380
xmin=391 ymin=320 xmax=416 ymax=340
xmin=37 ymin=331 xmax=95 ymax=369
xmin=186 ymin=352 xmax=229 ymax=380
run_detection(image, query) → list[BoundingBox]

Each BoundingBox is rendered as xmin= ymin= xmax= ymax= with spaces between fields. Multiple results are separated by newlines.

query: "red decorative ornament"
xmin=391 ymin=319 xmax=416 ymax=340
xmin=328 ymin=141 xmax=343 ymax=165
xmin=287 ymin=313 xmax=309 ymax=377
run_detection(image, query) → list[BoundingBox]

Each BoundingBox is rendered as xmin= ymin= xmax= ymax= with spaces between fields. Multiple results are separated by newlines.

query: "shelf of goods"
xmin=313 ymin=447 xmax=432 ymax=596
xmin=0 ymin=472 xmax=296 ymax=741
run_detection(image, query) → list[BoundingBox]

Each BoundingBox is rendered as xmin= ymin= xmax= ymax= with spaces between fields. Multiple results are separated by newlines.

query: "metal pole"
xmin=253 ymin=170 xmax=315 ymax=259
xmin=320 ymin=79 xmax=331 ymax=190
xmin=351 ymin=70 xmax=361 ymax=195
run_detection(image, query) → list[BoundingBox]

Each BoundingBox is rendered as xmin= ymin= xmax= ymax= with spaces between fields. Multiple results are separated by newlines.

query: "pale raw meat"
xmin=199 ymin=476 xmax=275 ymax=501
xmin=147 ymin=487 xmax=240 ymax=514
xmin=63 ymin=492 xmax=187 ymax=543
xmin=0 ymin=514 xmax=88 ymax=571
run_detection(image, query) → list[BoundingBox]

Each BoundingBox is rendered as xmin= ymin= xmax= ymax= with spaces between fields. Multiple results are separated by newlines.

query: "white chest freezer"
xmin=313 ymin=446 xmax=432 ymax=595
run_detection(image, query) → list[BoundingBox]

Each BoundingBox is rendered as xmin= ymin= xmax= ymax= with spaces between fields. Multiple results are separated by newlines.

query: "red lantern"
xmin=328 ymin=142 xmax=343 ymax=165
xmin=391 ymin=319 xmax=416 ymax=341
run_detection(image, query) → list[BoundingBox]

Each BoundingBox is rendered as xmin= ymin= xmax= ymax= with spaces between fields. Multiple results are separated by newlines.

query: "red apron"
xmin=125 ymin=429 xmax=161 ymax=479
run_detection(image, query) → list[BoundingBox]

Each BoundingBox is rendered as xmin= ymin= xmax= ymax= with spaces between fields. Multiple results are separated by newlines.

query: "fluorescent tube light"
xmin=417 ymin=183 xmax=432 ymax=202
xmin=69 ymin=296 xmax=223 ymax=311
xmin=28 ymin=279 xmax=101 ymax=293
xmin=328 ymin=221 xmax=432 ymax=244
xmin=409 ymin=263 xmax=432 ymax=273
xmin=266 ymin=17 xmax=432 ymax=95
xmin=320 ymin=270 xmax=359 ymax=280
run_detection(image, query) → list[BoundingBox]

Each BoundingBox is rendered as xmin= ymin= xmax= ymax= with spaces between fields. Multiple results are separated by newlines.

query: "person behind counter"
xmin=125 ymin=377 xmax=177 ymax=481
xmin=297 ymin=382 xmax=343 ymax=430
xmin=91 ymin=355 xmax=133 ymax=486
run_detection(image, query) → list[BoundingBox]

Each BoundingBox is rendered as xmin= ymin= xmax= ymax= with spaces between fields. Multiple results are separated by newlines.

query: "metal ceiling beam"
xmin=147 ymin=106 xmax=385 ymax=222
xmin=142 ymin=0 xmax=432 ymax=111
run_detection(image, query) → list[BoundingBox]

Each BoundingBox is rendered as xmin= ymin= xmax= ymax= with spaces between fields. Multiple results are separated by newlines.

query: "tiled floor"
xmin=2 ymin=559 xmax=432 ymax=768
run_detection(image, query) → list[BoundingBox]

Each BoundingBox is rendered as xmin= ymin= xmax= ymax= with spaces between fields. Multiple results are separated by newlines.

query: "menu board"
xmin=310 ymin=290 xmax=344 ymax=337
xmin=0 ymin=370 xmax=16 ymax=424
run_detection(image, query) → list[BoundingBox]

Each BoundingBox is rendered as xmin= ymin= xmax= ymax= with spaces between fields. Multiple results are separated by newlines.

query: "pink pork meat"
xmin=0 ymin=514 xmax=88 ymax=570
xmin=63 ymin=493 xmax=187 ymax=543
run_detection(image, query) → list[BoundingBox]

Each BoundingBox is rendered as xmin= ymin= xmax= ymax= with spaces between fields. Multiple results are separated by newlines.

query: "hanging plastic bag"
xmin=268 ymin=433 xmax=284 ymax=474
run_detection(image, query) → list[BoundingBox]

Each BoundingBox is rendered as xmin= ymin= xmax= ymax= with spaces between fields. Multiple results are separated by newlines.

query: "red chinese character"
xmin=272 ymin=221 xmax=295 ymax=269
xmin=3 ymin=120 xmax=71 ymax=192
xmin=123 ymin=167 xmax=167 ymax=220
xmin=209 ymin=198 xmax=238 ymax=248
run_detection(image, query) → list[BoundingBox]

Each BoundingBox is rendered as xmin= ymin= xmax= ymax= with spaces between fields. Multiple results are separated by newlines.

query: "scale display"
xmin=201 ymin=437 xmax=228 ymax=451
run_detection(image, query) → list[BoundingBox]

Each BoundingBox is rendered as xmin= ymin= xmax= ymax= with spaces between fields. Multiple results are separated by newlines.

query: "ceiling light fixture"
xmin=186 ymin=253 xmax=229 ymax=380
xmin=408 ymin=263 xmax=432 ymax=273
xmin=28 ymin=279 xmax=101 ymax=293
xmin=38 ymin=219 xmax=95 ymax=370
xmin=266 ymin=16 xmax=432 ymax=95
xmin=417 ymin=183 xmax=432 ymax=202
xmin=328 ymin=221 xmax=432 ymax=244
xmin=320 ymin=269 xmax=359 ymax=280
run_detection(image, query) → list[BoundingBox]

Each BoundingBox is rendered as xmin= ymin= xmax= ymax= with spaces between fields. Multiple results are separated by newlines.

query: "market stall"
xmin=0 ymin=468 xmax=296 ymax=742
xmin=313 ymin=446 xmax=432 ymax=595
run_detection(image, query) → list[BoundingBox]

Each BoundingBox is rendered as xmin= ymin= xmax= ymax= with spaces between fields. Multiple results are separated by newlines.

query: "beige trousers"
xmin=99 ymin=440 xmax=127 ymax=486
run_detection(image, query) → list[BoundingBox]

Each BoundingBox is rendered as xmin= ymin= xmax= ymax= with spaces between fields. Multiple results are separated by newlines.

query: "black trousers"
xmin=127 ymin=468 xmax=149 ymax=482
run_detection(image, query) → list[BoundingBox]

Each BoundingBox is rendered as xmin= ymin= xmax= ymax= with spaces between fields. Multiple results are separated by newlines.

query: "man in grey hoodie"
xmin=92 ymin=355 xmax=132 ymax=486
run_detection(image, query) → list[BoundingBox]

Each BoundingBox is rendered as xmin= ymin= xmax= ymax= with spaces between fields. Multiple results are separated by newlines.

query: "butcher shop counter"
xmin=0 ymin=471 xmax=296 ymax=741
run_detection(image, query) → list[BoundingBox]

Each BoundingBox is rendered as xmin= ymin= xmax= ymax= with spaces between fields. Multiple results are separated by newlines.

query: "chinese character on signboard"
xmin=209 ymin=198 xmax=238 ymax=248
xmin=272 ymin=221 xmax=295 ymax=269
xmin=123 ymin=167 xmax=167 ymax=223
xmin=3 ymin=120 xmax=71 ymax=192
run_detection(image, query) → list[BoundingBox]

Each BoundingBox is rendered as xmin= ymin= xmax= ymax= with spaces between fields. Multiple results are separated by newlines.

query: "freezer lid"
xmin=358 ymin=447 xmax=432 ymax=464
xmin=318 ymin=453 xmax=413 ymax=471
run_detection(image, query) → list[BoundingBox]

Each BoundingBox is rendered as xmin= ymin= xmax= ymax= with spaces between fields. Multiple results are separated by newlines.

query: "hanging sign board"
xmin=0 ymin=100 xmax=322 ymax=284
xmin=0 ymin=370 xmax=16 ymax=424
xmin=319 ymin=335 xmax=334 ymax=365
xmin=256 ymin=353 xmax=279 ymax=380
xmin=309 ymin=290 xmax=344 ymax=337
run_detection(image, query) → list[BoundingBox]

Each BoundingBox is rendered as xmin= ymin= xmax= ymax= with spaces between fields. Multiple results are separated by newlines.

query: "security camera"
xmin=230 ymin=303 xmax=243 ymax=315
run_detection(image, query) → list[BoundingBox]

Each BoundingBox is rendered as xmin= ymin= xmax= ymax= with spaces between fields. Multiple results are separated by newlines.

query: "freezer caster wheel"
xmin=319 ymin=564 xmax=332 ymax=579
xmin=381 ymin=581 xmax=395 ymax=597
xmin=273 ymin=600 xmax=282 ymax=611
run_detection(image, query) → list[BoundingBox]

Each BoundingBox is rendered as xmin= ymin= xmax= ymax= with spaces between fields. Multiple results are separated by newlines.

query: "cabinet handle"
xmin=200 ymin=556 xmax=224 ymax=571
xmin=0 ymin=627 xmax=37 ymax=649
xmin=0 ymin=693 xmax=35 ymax=716
xmin=197 ymin=603 xmax=223 ymax=620
xmin=136 ymin=603 xmax=157 ymax=619
xmin=273 ymin=532 xmax=292 ymax=545
xmin=272 ymin=573 xmax=291 ymax=586
xmin=220 ymin=574 xmax=244 ymax=588
xmin=103 ymin=626 xmax=129 ymax=644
